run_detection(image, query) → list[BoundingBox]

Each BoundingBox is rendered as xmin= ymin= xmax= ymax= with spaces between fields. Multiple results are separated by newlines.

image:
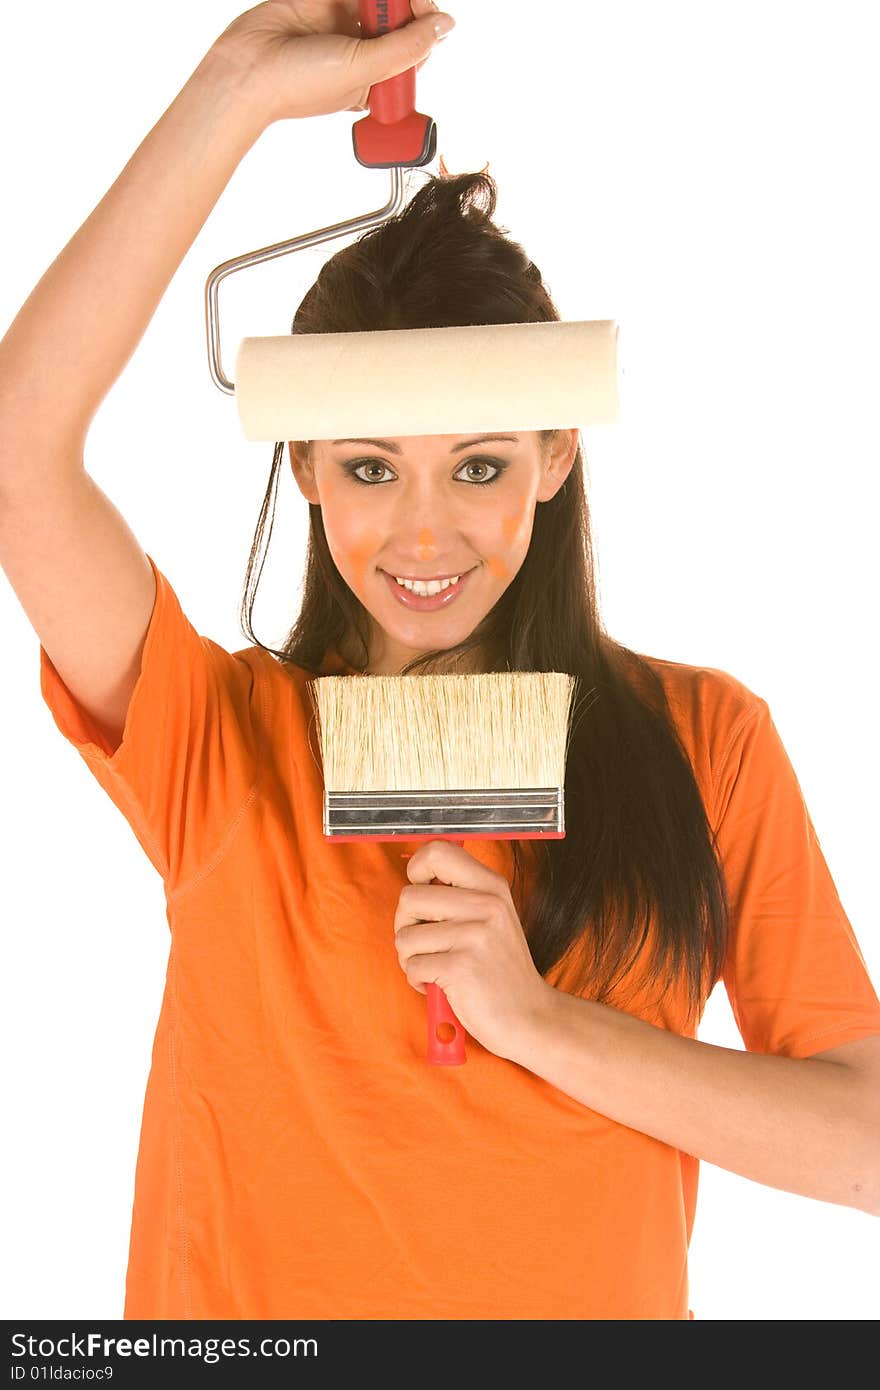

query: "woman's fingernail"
xmin=434 ymin=15 xmax=455 ymax=36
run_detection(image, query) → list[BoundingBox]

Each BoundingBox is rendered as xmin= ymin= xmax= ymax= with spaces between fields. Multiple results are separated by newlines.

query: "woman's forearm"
xmin=514 ymin=985 xmax=880 ymax=1215
xmin=0 ymin=44 xmax=267 ymax=480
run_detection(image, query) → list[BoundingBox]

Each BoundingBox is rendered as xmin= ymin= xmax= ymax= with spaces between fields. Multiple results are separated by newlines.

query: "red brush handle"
xmin=425 ymin=981 xmax=465 ymax=1066
xmin=401 ymin=838 xmax=467 ymax=1065
xmin=353 ymin=0 xmax=438 ymax=167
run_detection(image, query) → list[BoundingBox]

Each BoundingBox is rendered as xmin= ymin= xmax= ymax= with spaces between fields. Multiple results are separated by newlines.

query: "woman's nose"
xmin=391 ymin=498 xmax=439 ymax=534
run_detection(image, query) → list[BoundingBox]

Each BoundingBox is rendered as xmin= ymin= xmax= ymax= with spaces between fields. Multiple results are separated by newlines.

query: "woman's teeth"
xmin=393 ymin=575 xmax=460 ymax=596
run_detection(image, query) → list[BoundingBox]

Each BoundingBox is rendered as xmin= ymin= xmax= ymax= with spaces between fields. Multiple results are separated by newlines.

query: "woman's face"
xmin=289 ymin=430 xmax=579 ymax=674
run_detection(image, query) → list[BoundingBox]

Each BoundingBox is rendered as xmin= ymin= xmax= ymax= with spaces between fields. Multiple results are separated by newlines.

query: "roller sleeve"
xmin=233 ymin=320 xmax=620 ymax=442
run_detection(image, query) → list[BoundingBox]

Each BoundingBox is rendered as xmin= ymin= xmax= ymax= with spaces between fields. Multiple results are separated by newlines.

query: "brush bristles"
xmin=309 ymin=671 xmax=579 ymax=792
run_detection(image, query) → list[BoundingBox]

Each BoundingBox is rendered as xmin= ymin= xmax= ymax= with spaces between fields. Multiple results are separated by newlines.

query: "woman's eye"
xmin=350 ymin=459 xmax=393 ymax=483
xmin=457 ymin=458 xmax=502 ymax=484
xmin=345 ymin=457 xmax=505 ymax=485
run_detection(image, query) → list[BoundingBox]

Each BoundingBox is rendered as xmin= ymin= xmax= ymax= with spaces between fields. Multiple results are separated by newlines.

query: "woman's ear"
xmin=536 ymin=428 xmax=579 ymax=502
xmin=289 ymin=440 xmax=320 ymax=505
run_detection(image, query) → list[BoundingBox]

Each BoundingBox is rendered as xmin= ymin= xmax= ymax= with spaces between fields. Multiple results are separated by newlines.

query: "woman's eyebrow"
xmin=330 ymin=435 xmax=520 ymax=454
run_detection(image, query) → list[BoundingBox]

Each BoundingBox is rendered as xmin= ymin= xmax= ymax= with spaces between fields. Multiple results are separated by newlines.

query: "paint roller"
xmin=204 ymin=0 xmax=623 ymax=442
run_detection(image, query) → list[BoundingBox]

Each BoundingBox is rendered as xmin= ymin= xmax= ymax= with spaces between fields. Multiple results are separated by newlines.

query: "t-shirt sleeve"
xmin=38 ymin=553 xmax=262 ymax=896
xmin=713 ymin=695 xmax=880 ymax=1058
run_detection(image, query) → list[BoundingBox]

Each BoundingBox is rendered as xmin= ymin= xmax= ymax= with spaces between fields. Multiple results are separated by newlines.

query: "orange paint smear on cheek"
xmin=486 ymin=555 xmax=511 ymax=581
xmin=501 ymin=494 xmax=529 ymax=546
xmin=343 ymin=530 xmax=382 ymax=593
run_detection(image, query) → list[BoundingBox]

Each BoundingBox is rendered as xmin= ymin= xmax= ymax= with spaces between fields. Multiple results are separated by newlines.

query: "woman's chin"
xmin=364 ymin=611 xmax=483 ymax=669
xmin=346 ymin=566 xmax=499 ymax=671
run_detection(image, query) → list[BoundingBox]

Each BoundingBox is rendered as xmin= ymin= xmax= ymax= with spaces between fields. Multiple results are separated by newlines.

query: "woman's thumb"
xmin=358 ymin=9 xmax=455 ymax=86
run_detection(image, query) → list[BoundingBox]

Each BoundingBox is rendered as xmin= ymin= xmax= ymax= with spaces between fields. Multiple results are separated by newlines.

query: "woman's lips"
xmin=380 ymin=568 xmax=475 ymax=611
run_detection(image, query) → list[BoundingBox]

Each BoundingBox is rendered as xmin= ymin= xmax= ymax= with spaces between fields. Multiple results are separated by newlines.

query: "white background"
xmin=1 ymin=0 xmax=878 ymax=1321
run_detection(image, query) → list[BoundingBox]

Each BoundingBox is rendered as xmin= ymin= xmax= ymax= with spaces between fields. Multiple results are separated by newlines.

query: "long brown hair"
xmin=239 ymin=170 xmax=730 ymax=1027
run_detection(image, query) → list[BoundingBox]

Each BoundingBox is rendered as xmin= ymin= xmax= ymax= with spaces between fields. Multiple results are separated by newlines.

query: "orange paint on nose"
xmin=486 ymin=554 xmax=510 ymax=580
xmin=416 ymin=528 xmax=436 ymax=559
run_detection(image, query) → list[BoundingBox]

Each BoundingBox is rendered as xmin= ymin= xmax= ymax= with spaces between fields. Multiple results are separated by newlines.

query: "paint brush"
xmin=308 ymin=670 xmax=579 ymax=1065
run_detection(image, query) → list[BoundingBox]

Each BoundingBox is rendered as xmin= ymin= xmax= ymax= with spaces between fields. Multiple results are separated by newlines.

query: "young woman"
xmin=1 ymin=0 xmax=878 ymax=1321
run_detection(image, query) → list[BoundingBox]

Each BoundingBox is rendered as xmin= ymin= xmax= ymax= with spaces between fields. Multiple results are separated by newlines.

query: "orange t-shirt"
xmin=38 ymin=554 xmax=880 ymax=1320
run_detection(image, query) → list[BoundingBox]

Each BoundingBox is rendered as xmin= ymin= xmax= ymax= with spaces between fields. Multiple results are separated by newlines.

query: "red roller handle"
xmin=353 ymin=0 xmax=438 ymax=167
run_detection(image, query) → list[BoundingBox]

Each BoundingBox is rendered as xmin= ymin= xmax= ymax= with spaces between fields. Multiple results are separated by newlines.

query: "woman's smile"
xmin=379 ymin=566 xmax=477 ymax=611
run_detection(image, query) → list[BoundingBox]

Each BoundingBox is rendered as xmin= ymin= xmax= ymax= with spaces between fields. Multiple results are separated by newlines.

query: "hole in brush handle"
xmin=426 ymin=982 xmax=466 ymax=1066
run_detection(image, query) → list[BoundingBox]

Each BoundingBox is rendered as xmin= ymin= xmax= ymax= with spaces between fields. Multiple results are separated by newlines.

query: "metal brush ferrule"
xmin=323 ymin=787 xmax=564 ymax=839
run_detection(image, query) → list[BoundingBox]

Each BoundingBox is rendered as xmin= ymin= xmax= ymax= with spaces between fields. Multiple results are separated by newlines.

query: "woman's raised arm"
xmin=0 ymin=1 xmax=451 ymax=744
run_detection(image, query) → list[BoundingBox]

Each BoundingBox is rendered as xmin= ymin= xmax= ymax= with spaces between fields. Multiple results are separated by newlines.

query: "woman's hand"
xmin=394 ymin=840 xmax=556 ymax=1062
xmin=211 ymin=0 xmax=455 ymax=124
